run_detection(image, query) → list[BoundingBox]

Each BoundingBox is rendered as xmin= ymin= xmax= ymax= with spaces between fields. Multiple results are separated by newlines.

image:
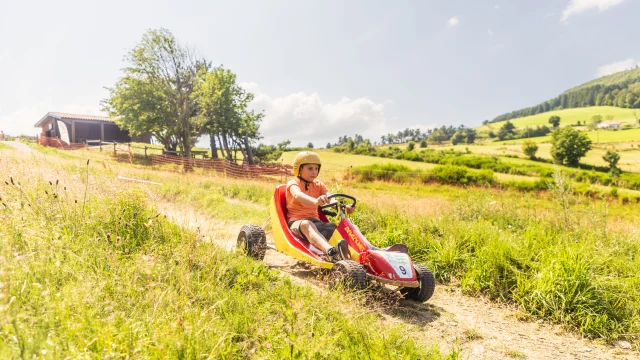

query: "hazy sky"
xmin=1 ymin=0 xmax=639 ymax=146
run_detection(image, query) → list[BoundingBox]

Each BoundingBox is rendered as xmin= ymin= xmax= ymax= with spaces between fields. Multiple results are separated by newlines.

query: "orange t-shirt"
xmin=286 ymin=178 xmax=328 ymax=222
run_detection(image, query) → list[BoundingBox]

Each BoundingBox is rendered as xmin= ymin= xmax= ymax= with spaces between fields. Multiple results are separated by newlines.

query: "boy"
xmin=286 ymin=151 xmax=352 ymax=262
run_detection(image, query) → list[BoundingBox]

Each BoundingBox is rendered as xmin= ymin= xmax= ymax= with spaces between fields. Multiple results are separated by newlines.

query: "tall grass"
xmin=350 ymin=172 xmax=640 ymax=343
xmin=0 ymin=161 xmax=446 ymax=358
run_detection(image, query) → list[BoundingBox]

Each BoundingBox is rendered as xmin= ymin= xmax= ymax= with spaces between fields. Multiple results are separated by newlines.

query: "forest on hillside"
xmin=491 ymin=67 xmax=640 ymax=124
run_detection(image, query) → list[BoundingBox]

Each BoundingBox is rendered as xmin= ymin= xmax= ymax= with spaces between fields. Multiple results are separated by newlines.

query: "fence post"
xmin=113 ymin=142 xmax=116 ymax=156
xmin=144 ymin=146 xmax=147 ymax=159
xmin=99 ymin=140 xmax=102 ymax=152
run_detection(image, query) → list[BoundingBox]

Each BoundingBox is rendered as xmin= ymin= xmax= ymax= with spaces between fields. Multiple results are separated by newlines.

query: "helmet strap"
xmin=297 ymin=175 xmax=311 ymax=191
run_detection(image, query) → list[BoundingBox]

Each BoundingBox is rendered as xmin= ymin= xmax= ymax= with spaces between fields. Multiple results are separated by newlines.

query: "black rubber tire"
xmin=329 ymin=260 xmax=368 ymax=290
xmin=237 ymin=225 xmax=267 ymax=260
xmin=400 ymin=264 xmax=435 ymax=302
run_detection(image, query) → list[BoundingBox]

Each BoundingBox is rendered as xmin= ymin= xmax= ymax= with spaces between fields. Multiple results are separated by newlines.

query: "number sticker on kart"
xmin=378 ymin=252 xmax=413 ymax=279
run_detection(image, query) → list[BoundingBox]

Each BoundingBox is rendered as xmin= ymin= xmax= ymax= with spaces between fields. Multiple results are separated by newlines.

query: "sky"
xmin=1 ymin=0 xmax=639 ymax=147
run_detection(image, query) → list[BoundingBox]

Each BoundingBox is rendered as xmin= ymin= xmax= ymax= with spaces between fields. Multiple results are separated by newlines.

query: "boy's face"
xmin=299 ymin=164 xmax=319 ymax=181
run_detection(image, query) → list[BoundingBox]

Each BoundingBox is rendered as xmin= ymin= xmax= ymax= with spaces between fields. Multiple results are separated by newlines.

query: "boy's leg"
xmin=310 ymin=220 xmax=350 ymax=261
xmin=291 ymin=219 xmax=332 ymax=253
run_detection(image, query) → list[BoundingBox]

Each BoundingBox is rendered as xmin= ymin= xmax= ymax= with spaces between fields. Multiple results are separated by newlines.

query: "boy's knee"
xmin=299 ymin=220 xmax=312 ymax=232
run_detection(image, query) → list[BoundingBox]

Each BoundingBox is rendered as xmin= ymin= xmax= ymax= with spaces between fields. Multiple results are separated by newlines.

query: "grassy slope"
xmin=429 ymin=142 xmax=640 ymax=173
xmin=16 ymin=143 xmax=640 ymax=347
xmin=477 ymin=106 xmax=638 ymax=132
xmin=491 ymin=127 xmax=640 ymax=144
xmin=0 ymin=149 xmax=444 ymax=359
xmin=152 ymin=153 xmax=640 ymax=344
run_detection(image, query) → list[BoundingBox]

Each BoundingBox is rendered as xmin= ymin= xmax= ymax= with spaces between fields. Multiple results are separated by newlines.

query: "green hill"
xmin=492 ymin=67 xmax=640 ymax=123
xmin=477 ymin=106 xmax=638 ymax=132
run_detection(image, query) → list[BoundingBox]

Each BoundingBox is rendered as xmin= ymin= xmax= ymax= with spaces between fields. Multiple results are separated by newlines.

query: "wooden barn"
xmin=34 ymin=112 xmax=151 ymax=146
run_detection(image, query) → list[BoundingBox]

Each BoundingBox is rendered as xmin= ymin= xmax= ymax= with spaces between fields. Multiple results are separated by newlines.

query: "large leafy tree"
xmin=103 ymin=29 xmax=205 ymax=157
xmin=193 ymin=67 xmax=262 ymax=164
xmin=550 ymin=127 xmax=592 ymax=166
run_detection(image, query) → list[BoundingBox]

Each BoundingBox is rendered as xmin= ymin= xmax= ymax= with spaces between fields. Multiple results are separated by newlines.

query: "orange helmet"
xmin=292 ymin=151 xmax=321 ymax=177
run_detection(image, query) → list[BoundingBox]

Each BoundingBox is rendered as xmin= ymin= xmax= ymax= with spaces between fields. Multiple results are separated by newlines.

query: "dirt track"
xmin=157 ymin=197 xmax=637 ymax=360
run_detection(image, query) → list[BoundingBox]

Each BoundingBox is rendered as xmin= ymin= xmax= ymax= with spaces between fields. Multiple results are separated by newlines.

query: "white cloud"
xmin=561 ymin=0 xmax=626 ymax=22
xmin=448 ymin=16 xmax=459 ymax=27
xmin=494 ymin=4 xmax=500 ymax=10
xmin=488 ymin=29 xmax=495 ymax=36
xmin=0 ymin=103 xmax=104 ymax=137
xmin=596 ymin=58 xmax=640 ymax=77
xmin=240 ymin=83 xmax=392 ymax=147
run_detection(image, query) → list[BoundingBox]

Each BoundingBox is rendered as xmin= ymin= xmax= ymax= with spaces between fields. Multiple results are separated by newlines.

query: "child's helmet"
xmin=292 ymin=151 xmax=322 ymax=177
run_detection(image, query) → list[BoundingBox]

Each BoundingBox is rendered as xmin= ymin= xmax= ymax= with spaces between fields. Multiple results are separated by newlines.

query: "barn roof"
xmin=34 ymin=112 xmax=113 ymax=127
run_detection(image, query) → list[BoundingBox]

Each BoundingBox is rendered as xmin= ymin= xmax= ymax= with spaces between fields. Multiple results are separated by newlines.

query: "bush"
xmin=407 ymin=141 xmax=416 ymax=151
xmin=522 ymin=140 xmax=539 ymax=159
xmin=550 ymin=127 xmax=592 ymax=166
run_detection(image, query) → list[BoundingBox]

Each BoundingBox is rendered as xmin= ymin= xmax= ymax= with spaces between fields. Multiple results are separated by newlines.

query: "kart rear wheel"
xmin=400 ymin=264 xmax=435 ymax=302
xmin=237 ymin=224 xmax=267 ymax=260
xmin=329 ymin=260 xmax=368 ymax=290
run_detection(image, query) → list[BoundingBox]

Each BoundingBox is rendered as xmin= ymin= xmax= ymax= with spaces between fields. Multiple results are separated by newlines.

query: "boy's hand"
xmin=315 ymin=195 xmax=329 ymax=206
xmin=345 ymin=205 xmax=355 ymax=214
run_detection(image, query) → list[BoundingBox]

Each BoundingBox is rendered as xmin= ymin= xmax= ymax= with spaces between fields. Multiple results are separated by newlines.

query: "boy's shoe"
xmin=323 ymin=240 xmax=351 ymax=263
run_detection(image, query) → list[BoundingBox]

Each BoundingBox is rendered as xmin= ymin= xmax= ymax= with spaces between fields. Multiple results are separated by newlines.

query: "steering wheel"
xmin=319 ymin=193 xmax=357 ymax=216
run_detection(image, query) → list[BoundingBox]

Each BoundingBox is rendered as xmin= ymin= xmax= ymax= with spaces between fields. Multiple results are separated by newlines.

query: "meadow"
xmin=3 ymin=142 xmax=639 ymax=354
xmin=476 ymin=106 xmax=639 ymax=132
xmin=0 ymin=146 xmax=448 ymax=359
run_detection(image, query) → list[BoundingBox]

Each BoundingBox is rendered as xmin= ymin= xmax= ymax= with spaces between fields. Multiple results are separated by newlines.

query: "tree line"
xmin=491 ymin=68 xmax=640 ymax=124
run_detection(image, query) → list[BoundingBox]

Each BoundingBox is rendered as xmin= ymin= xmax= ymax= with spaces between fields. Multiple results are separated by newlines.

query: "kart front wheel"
xmin=400 ymin=264 xmax=435 ymax=302
xmin=330 ymin=260 xmax=368 ymax=290
xmin=237 ymin=224 xmax=267 ymax=260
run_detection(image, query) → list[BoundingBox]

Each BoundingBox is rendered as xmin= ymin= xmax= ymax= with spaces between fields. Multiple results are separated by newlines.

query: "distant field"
xmin=280 ymin=150 xmax=438 ymax=173
xmin=477 ymin=106 xmax=638 ymax=131
xmin=493 ymin=127 xmax=640 ymax=145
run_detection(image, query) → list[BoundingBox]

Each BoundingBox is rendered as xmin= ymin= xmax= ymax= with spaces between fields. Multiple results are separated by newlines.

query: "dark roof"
xmin=34 ymin=112 xmax=113 ymax=127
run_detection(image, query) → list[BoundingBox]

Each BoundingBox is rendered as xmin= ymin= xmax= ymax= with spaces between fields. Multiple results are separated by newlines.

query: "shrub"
xmin=522 ymin=140 xmax=539 ymax=159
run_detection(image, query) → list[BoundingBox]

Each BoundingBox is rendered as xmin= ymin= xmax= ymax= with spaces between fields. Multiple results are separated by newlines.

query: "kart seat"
xmin=275 ymin=185 xmax=325 ymax=257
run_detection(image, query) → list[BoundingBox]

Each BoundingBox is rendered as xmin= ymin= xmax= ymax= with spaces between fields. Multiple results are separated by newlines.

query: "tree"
xmin=603 ymin=150 xmax=621 ymax=176
xmin=194 ymin=66 xmax=262 ymax=163
xmin=420 ymin=139 xmax=428 ymax=148
xmin=307 ymin=142 xmax=314 ymax=149
xmin=407 ymin=141 xmax=416 ymax=151
xmin=326 ymin=142 xmax=332 ymax=149
xmin=252 ymin=144 xmax=283 ymax=164
xmin=497 ymin=121 xmax=516 ymax=140
xmin=550 ymin=127 xmax=592 ymax=166
xmin=548 ymin=116 xmax=561 ymax=128
xmin=450 ymin=131 xmax=466 ymax=145
xmin=103 ymin=29 xmax=205 ymax=158
xmin=587 ymin=114 xmax=603 ymax=131
xmin=522 ymin=140 xmax=538 ymax=159
xmin=464 ymin=128 xmax=477 ymax=144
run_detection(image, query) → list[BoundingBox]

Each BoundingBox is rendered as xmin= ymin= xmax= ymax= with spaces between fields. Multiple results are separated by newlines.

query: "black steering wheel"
xmin=319 ymin=193 xmax=357 ymax=216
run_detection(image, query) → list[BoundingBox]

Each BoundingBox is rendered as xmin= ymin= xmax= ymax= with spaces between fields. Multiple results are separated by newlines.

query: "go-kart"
xmin=237 ymin=184 xmax=435 ymax=302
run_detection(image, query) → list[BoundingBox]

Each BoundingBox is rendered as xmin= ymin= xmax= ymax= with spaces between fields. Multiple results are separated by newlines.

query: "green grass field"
xmin=0 ymin=148 xmax=446 ymax=359
xmin=5 ymin=141 xmax=640 ymax=350
xmin=477 ymin=106 xmax=639 ymax=132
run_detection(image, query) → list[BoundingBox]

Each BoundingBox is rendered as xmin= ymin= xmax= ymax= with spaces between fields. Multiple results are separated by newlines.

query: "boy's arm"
xmin=291 ymin=185 xmax=329 ymax=206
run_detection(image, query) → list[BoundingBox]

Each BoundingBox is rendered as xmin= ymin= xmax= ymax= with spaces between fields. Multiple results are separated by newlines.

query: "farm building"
xmin=34 ymin=112 xmax=151 ymax=147
xmin=596 ymin=122 xmax=621 ymax=130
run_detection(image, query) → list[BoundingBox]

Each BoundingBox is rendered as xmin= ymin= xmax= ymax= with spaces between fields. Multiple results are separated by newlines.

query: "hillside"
xmin=477 ymin=106 xmax=638 ymax=131
xmin=492 ymin=67 xmax=640 ymax=123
